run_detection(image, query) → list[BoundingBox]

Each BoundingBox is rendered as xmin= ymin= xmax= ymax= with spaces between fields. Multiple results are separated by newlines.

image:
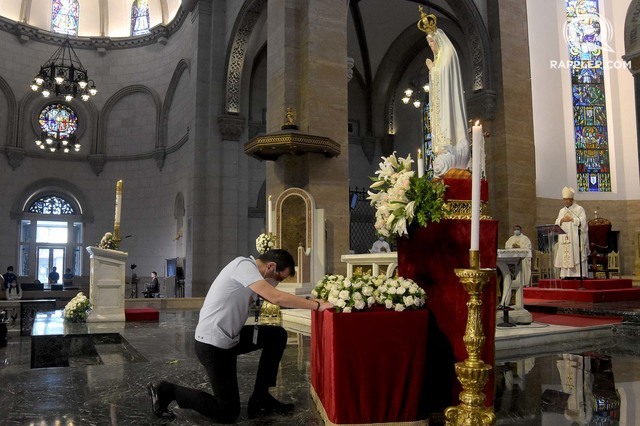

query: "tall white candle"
xmin=470 ymin=123 xmax=482 ymax=251
xmin=417 ymin=149 xmax=425 ymax=178
xmin=267 ymin=195 xmax=273 ymax=234
xmin=114 ymin=180 xmax=123 ymax=239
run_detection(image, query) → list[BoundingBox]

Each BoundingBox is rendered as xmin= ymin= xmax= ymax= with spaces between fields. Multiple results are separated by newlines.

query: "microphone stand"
xmin=577 ymin=222 xmax=585 ymax=290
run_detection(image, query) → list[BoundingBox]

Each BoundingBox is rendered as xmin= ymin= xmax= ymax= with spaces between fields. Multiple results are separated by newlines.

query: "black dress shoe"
xmin=248 ymin=394 xmax=295 ymax=418
xmin=146 ymin=382 xmax=176 ymax=421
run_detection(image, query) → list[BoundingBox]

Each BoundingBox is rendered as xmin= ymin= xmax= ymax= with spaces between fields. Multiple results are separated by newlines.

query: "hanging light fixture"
xmin=35 ymin=131 xmax=80 ymax=153
xmin=30 ymin=38 xmax=97 ymax=102
xmin=402 ymin=66 xmax=429 ymax=108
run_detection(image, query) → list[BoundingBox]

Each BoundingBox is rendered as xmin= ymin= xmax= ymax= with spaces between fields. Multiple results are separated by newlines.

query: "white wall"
xmin=528 ymin=0 xmax=639 ymax=201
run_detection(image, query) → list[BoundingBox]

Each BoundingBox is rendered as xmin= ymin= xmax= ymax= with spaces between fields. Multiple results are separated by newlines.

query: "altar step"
xmin=524 ymin=278 xmax=640 ymax=303
xmin=537 ymin=278 xmax=633 ymax=290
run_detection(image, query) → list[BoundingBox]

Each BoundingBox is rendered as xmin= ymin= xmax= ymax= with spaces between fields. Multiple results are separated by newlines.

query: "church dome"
xmin=0 ymin=0 xmax=181 ymax=38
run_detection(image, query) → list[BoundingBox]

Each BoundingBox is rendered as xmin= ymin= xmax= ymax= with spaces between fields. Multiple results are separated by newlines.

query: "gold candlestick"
xmin=444 ymin=250 xmax=496 ymax=426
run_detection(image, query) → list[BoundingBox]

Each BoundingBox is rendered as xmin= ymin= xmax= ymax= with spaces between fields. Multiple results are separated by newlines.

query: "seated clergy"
xmin=505 ymin=225 xmax=532 ymax=286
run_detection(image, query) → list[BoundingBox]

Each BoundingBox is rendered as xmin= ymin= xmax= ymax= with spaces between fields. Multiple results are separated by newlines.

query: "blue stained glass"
xmin=565 ymin=0 xmax=611 ymax=192
xmin=28 ymin=195 xmax=76 ymax=215
xmin=131 ymin=0 xmax=151 ymax=36
xmin=39 ymin=104 xmax=78 ymax=138
xmin=51 ymin=0 xmax=79 ymax=36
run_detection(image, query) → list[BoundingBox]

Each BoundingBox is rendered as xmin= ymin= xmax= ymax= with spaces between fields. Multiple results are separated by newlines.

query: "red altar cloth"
xmin=311 ymin=308 xmax=429 ymax=424
xmin=397 ymin=219 xmax=498 ymax=416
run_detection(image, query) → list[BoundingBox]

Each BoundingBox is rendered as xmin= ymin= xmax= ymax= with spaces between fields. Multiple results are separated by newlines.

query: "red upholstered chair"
xmin=588 ymin=217 xmax=612 ymax=279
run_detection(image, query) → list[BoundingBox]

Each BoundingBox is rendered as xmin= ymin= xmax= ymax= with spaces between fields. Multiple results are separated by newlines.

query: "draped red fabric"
xmin=311 ymin=308 xmax=429 ymax=424
xmin=396 ymin=219 xmax=498 ymax=415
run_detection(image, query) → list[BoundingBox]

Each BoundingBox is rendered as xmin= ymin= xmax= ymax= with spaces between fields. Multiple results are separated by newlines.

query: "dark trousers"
xmin=160 ymin=325 xmax=288 ymax=422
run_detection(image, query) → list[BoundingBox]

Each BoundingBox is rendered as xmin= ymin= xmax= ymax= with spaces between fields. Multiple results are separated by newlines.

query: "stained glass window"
xmin=51 ymin=0 xmax=79 ymax=36
xmin=565 ymin=0 xmax=611 ymax=192
xmin=422 ymin=102 xmax=435 ymax=179
xmin=28 ymin=196 xmax=76 ymax=215
xmin=39 ymin=104 xmax=78 ymax=138
xmin=131 ymin=0 xmax=151 ymax=36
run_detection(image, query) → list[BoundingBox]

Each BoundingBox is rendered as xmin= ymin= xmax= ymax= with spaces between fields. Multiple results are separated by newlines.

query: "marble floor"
xmin=1 ymin=308 xmax=640 ymax=425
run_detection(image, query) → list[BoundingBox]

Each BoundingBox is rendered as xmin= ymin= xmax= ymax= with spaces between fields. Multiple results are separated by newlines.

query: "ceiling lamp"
xmin=30 ymin=38 xmax=97 ymax=102
xmin=35 ymin=131 xmax=80 ymax=153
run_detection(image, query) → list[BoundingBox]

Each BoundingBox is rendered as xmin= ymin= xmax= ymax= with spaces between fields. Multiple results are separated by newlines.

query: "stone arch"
xmin=10 ymin=178 xmax=94 ymax=222
xmin=224 ymin=0 xmax=267 ymax=114
xmin=160 ymin=59 xmax=191 ymax=148
xmin=0 ymin=74 xmax=18 ymax=147
xmin=97 ymin=84 xmax=162 ymax=154
xmin=274 ymin=188 xmax=316 ymax=252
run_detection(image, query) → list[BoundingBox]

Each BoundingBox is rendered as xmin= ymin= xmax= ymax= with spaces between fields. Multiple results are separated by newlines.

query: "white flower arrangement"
xmin=373 ymin=276 xmax=427 ymax=312
xmin=256 ymin=232 xmax=277 ymax=254
xmin=367 ymin=152 xmax=415 ymax=237
xmin=98 ymin=232 xmax=119 ymax=250
xmin=368 ymin=152 xmax=448 ymax=238
xmin=63 ymin=292 xmax=92 ymax=323
xmin=312 ymin=273 xmax=426 ymax=313
xmin=312 ymin=273 xmax=378 ymax=313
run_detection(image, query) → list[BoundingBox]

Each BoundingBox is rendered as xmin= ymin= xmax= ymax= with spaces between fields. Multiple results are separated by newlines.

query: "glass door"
xmin=37 ymin=247 xmax=65 ymax=286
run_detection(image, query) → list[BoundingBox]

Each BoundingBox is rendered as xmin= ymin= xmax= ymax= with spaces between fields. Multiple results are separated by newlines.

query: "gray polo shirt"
xmin=195 ymin=256 xmax=262 ymax=349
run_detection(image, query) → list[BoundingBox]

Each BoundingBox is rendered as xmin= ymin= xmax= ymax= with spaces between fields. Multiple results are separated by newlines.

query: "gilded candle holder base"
xmin=259 ymin=301 xmax=282 ymax=326
xmin=444 ymin=266 xmax=496 ymax=426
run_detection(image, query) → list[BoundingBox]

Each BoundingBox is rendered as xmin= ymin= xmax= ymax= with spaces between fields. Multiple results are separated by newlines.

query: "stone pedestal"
xmin=86 ymin=246 xmax=127 ymax=322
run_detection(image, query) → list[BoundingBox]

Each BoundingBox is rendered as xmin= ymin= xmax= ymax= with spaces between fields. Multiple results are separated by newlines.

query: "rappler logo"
xmin=550 ymin=10 xmax=630 ymax=70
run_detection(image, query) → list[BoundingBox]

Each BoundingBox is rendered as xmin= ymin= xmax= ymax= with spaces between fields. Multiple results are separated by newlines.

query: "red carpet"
xmin=125 ymin=308 xmax=159 ymax=321
xmin=531 ymin=312 xmax=623 ymax=327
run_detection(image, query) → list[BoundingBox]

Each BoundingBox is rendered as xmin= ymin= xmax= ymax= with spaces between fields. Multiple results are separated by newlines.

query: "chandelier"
xmin=35 ymin=131 xmax=80 ymax=153
xmin=30 ymin=38 xmax=97 ymax=102
xmin=402 ymin=83 xmax=430 ymax=108
xmin=401 ymin=65 xmax=429 ymax=108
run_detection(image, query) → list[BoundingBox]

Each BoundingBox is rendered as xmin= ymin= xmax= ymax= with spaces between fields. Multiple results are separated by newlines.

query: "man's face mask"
xmin=514 ymin=229 xmax=521 ymax=236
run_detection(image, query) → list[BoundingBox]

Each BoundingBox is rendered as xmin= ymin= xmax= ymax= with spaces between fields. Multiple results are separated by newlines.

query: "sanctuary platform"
xmin=3 ymin=307 xmax=640 ymax=424
xmin=524 ymin=278 xmax=640 ymax=303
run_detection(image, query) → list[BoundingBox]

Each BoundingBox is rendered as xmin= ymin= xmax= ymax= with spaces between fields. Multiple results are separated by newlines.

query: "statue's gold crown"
xmin=417 ymin=6 xmax=437 ymax=35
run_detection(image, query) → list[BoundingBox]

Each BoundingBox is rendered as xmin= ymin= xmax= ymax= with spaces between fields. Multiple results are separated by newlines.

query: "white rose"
xmin=338 ymin=290 xmax=350 ymax=300
xmin=395 ymin=304 xmax=405 ymax=312
xmin=396 ymin=287 xmax=406 ymax=295
xmin=367 ymin=296 xmax=376 ymax=306
xmin=404 ymin=295 xmax=414 ymax=306
xmin=387 ymin=286 xmax=397 ymax=295
xmin=354 ymin=300 xmax=366 ymax=310
xmin=336 ymin=298 xmax=347 ymax=308
xmin=385 ymin=299 xmax=393 ymax=309
xmin=352 ymin=292 xmax=363 ymax=301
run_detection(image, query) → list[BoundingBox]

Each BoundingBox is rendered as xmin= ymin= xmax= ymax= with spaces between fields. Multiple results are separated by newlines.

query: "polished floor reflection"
xmin=1 ymin=310 xmax=640 ymax=425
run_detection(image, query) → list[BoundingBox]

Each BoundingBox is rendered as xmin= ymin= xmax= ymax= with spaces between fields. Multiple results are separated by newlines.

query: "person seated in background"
xmin=3 ymin=266 xmax=17 ymax=290
xmin=505 ymin=225 xmax=532 ymax=287
xmin=370 ymin=237 xmax=391 ymax=253
xmin=6 ymin=279 xmax=22 ymax=300
xmin=63 ymin=268 xmax=74 ymax=287
xmin=48 ymin=267 xmax=60 ymax=284
xmin=144 ymin=271 xmax=160 ymax=298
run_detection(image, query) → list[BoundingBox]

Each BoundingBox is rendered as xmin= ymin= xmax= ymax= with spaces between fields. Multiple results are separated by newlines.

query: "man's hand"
xmin=512 ymin=243 xmax=520 ymax=248
xmin=316 ymin=301 xmax=333 ymax=312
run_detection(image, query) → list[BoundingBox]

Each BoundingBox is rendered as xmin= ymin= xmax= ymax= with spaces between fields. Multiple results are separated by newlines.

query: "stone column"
xmin=86 ymin=246 xmax=127 ymax=322
xmin=487 ymin=0 xmax=537 ymax=243
xmin=265 ymin=0 xmax=349 ymax=274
